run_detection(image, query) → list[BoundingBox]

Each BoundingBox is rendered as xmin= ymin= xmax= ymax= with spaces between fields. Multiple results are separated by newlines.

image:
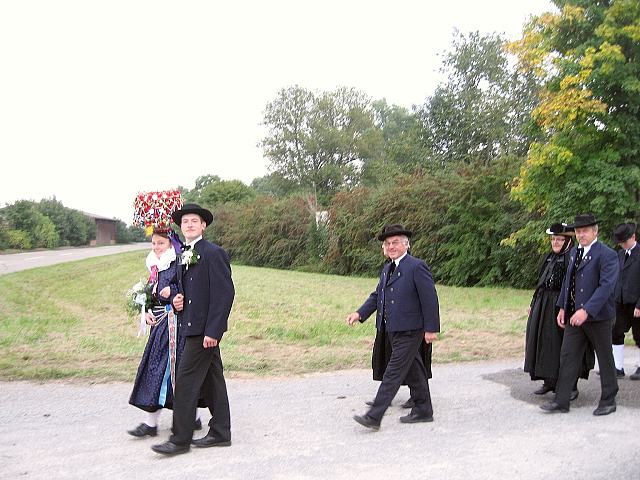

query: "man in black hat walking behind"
xmin=612 ymin=222 xmax=640 ymax=380
xmin=152 ymin=204 xmax=235 ymax=455
xmin=347 ymin=225 xmax=440 ymax=429
xmin=541 ymin=214 xmax=620 ymax=416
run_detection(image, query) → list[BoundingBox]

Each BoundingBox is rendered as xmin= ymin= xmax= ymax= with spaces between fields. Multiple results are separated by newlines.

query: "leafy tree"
xmin=260 ymin=85 xmax=379 ymax=205
xmin=510 ymin=0 xmax=640 ymax=232
xmin=417 ymin=31 xmax=542 ymax=167
xmin=180 ymin=175 xmax=221 ymax=204
xmin=250 ymin=172 xmax=300 ymax=197
xmin=200 ymin=179 xmax=255 ymax=207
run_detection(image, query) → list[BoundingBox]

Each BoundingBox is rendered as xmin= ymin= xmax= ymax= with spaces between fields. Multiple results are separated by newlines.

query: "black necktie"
xmin=625 ymin=251 xmax=631 ymax=263
xmin=386 ymin=261 xmax=396 ymax=284
xmin=575 ymin=247 xmax=584 ymax=268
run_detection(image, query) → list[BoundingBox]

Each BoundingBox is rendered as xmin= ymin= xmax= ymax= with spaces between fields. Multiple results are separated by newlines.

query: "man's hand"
xmin=570 ymin=308 xmax=588 ymax=327
xmin=634 ymin=308 xmax=640 ymax=318
xmin=424 ymin=332 xmax=437 ymax=343
xmin=346 ymin=312 xmax=361 ymax=326
xmin=173 ymin=293 xmax=184 ymax=312
xmin=203 ymin=336 xmax=218 ymax=348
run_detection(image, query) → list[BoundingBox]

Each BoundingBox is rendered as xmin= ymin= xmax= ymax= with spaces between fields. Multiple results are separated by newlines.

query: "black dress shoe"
xmin=399 ymin=412 xmax=433 ymax=423
xmin=593 ymin=404 xmax=616 ymax=416
xmin=630 ymin=367 xmax=640 ymax=380
xmin=365 ymin=400 xmax=374 ymax=406
xmin=540 ymin=401 xmax=569 ymax=413
xmin=570 ymin=390 xmax=579 ymax=402
xmin=191 ymin=435 xmax=232 ymax=448
xmin=194 ymin=418 xmax=202 ymax=430
xmin=533 ymin=384 xmax=555 ymax=395
xmin=400 ymin=399 xmax=415 ymax=409
xmin=127 ymin=423 xmax=157 ymax=437
xmin=353 ymin=414 xmax=380 ymax=430
xmin=151 ymin=441 xmax=190 ymax=456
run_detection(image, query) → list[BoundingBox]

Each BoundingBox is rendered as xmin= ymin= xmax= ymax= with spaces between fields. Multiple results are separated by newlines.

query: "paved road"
xmin=1 ymin=355 xmax=639 ymax=480
xmin=0 ymin=243 xmax=149 ymax=275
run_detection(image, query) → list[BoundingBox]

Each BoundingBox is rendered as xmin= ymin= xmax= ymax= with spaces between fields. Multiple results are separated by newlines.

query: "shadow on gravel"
xmin=482 ymin=368 xmax=640 ymax=409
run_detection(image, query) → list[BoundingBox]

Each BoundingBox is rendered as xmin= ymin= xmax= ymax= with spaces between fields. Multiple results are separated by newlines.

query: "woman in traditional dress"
xmin=127 ymin=230 xmax=201 ymax=437
xmin=524 ymin=222 xmax=593 ymax=399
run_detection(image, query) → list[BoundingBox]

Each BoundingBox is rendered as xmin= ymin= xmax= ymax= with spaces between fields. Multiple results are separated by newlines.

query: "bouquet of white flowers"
xmin=125 ymin=279 xmax=154 ymax=336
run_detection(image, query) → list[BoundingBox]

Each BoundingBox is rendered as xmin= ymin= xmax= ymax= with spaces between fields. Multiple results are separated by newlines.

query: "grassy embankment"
xmin=0 ymin=251 xmax=532 ymax=381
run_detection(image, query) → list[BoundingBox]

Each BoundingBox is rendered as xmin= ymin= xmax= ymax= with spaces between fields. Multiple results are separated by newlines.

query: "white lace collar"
xmin=146 ymin=247 xmax=177 ymax=272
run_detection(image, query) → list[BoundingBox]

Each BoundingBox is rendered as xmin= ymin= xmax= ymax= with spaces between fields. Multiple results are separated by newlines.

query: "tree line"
xmin=181 ymin=2 xmax=639 ymax=289
xmin=0 ymin=198 xmax=144 ymax=249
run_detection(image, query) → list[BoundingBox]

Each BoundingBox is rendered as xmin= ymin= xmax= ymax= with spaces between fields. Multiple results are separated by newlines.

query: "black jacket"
xmin=614 ymin=245 xmax=640 ymax=307
xmin=178 ymin=239 xmax=234 ymax=340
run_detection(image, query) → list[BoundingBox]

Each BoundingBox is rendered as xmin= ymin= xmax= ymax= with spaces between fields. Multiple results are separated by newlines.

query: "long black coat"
xmin=615 ymin=245 xmax=640 ymax=306
xmin=524 ymin=251 xmax=593 ymax=381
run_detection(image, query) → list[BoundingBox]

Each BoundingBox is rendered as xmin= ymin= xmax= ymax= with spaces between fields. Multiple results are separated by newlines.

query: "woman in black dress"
xmin=524 ymin=222 xmax=593 ymax=398
xmin=127 ymin=230 xmax=201 ymax=437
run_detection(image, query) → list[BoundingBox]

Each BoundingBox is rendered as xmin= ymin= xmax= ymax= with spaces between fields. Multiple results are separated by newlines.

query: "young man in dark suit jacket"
xmin=152 ymin=204 xmax=235 ymax=455
xmin=541 ymin=214 xmax=620 ymax=416
xmin=347 ymin=224 xmax=440 ymax=430
xmin=612 ymin=222 xmax=640 ymax=380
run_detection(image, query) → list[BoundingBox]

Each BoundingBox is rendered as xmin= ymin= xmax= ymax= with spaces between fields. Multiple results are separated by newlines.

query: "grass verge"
xmin=0 ymin=251 xmax=533 ymax=381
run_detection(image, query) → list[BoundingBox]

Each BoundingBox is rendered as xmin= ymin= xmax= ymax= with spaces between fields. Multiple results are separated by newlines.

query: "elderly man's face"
xmin=382 ymin=235 xmax=409 ymax=261
xmin=575 ymin=225 xmax=598 ymax=247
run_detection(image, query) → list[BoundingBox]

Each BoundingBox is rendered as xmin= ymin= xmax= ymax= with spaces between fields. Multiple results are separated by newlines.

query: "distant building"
xmin=83 ymin=212 xmax=117 ymax=245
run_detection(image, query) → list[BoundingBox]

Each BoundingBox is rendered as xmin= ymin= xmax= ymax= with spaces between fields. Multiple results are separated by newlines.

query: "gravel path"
xmin=1 ymin=355 xmax=639 ymax=480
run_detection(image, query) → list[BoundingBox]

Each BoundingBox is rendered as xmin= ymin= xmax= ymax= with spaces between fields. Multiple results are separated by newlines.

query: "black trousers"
xmin=613 ymin=303 xmax=640 ymax=346
xmin=367 ymin=329 xmax=432 ymax=422
xmin=170 ymin=336 xmax=231 ymax=445
xmin=555 ymin=319 xmax=618 ymax=409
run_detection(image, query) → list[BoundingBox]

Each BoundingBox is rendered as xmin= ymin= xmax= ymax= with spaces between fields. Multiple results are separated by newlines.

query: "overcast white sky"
xmin=1 ymin=0 xmax=553 ymax=225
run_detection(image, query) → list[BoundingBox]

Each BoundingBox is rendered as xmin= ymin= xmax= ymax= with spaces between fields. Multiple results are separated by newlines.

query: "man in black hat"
xmin=612 ymin=222 xmax=640 ymax=380
xmin=541 ymin=214 xmax=620 ymax=416
xmin=347 ymin=224 xmax=440 ymax=430
xmin=152 ymin=204 xmax=235 ymax=455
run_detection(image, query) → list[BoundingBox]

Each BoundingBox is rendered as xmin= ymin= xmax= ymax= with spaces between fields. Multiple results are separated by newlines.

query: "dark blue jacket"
xmin=357 ymin=254 xmax=440 ymax=333
xmin=178 ymin=239 xmax=235 ymax=340
xmin=557 ymin=241 xmax=619 ymax=321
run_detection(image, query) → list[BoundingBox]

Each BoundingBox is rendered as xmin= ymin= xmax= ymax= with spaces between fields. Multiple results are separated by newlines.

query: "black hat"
xmin=545 ymin=222 xmax=575 ymax=236
xmin=171 ymin=203 xmax=214 ymax=226
xmin=612 ymin=222 xmax=636 ymax=243
xmin=377 ymin=224 xmax=412 ymax=241
xmin=570 ymin=214 xmax=598 ymax=229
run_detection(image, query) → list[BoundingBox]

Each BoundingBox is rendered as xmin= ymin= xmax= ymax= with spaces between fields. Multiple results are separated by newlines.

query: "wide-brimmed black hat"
xmin=171 ymin=203 xmax=214 ymax=226
xmin=545 ymin=222 xmax=575 ymax=236
xmin=377 ymin=224 xmax=412 ymax=241
xmin=570 ymin=214 xmax=598 ymax=229
xmin=612 ymin=222 xmax=636 ymax=243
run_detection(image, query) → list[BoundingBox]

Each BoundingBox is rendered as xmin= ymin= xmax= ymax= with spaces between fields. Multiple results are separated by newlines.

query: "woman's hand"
xmin=145 ymin=312 xmax=157 ymax=326
xmin=158 ymin=286 xmax=171 ymax=299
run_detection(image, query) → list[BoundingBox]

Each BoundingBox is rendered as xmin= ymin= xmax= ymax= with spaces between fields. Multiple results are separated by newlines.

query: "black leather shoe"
xmin=151 ymin=441 xmax=190 ymax=456
xmin=191 ymin=435 xmax=232 ymax=448
xmin=596 ymin=368 xmax=625 ymax=378
xmin=533 ymin=384 xmax=555 ymax=395
xmin=399 ymin=412 xmax=433 ymax=423
xmin=353 ymin=414 xmax=380 ymax=430
xmin=540 ymin=401 xmax=569 ymax=413
xmin=365 ymin=400 xmax=374 ymax=406
xmin=127 ymin=423 xmax=157 ymax=437
xmin=400 ymin=399 xmax=415 ymax=409
xmin=630 ymin=367 xmax=640 ymax=380
xmin=593 ymin=404 xmax=616 ymax=416
xmin=194 ymin=418 xmax=202 ymax=430
xmin=570 ymin=390 xmax=579 ymax=402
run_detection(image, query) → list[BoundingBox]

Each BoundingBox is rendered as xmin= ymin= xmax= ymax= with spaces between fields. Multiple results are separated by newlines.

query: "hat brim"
xmin=378 ymin=230 xmax=412 ymax=241
xmin=569 ymin=221 xmax=597 ymax=229
xmin=172 ymin=208 xmax=213 ymax=226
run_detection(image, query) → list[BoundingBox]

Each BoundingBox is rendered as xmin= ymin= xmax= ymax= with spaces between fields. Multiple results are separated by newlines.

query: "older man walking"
xmin=347 ymin=224 xmax=440 ymax=430
xmin=541 ymin=214 xmax=619 ymax=416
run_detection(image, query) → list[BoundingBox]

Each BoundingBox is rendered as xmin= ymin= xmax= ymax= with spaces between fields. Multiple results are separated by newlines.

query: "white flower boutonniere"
xmin=181 ymin=249 xmax=199 ymax=270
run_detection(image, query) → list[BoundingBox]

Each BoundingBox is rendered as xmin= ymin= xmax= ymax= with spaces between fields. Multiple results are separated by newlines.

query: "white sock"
xmin=612 ymin=344 xmax=625 ymax=370
xmin=195 ymin=410 xmax=201 ymax=421
xmin=145 ymin=410 xmax=161 ymax=427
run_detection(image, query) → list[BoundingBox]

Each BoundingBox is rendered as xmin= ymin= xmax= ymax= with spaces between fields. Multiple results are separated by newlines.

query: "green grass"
xmin=0 ymin=251 xmax=535 ymax=381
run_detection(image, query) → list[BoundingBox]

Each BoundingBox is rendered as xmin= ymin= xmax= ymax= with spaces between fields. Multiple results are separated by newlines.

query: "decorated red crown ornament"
xmin=133 ymin=190 xmax=183 ymax=236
